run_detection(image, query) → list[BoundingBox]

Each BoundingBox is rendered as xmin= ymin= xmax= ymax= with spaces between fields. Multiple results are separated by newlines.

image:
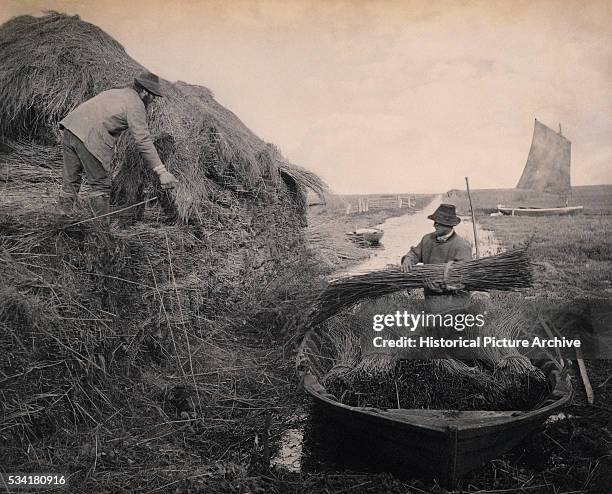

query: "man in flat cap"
xmin=401 ymin=203 xmax=472 ymax=297
xmin=58 ymin=71 xmax=178 ymax=216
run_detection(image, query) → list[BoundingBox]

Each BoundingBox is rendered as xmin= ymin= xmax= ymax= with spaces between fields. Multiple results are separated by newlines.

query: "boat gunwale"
xmin=297 ymin=327 xmax=573 ymax=433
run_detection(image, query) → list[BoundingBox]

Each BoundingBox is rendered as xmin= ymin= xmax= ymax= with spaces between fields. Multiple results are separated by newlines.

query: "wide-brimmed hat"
xmin=428 ymin=203 xmax=461 ymax=226
xmin=134 ymin=72 xmax=163 ymax=97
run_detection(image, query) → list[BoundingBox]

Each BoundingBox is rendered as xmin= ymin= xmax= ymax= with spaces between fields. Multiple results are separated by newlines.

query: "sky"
xmin=1 ymin=0 xmax=611 ymax=193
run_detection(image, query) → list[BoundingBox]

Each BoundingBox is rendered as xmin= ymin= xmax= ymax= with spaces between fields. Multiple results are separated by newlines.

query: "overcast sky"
xmin=2 ymin=0 xmax=611 ymax=193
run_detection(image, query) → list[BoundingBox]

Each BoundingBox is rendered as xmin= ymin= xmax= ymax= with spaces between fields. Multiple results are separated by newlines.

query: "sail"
xmin=516 ymin=119 xmax=571 ymax=196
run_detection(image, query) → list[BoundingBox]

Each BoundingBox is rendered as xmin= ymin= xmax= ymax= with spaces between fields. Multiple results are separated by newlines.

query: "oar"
xmin=576 ymin=347 xmax=595 ymax=405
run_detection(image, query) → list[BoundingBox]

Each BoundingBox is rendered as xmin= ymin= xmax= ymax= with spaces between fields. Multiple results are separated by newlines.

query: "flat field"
xmin=475 ymin=185 xmax=612 ymax=298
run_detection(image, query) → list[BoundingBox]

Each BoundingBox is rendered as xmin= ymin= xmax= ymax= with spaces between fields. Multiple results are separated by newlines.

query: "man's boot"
xmin=58 ymin=190 xmax=77 ymax=216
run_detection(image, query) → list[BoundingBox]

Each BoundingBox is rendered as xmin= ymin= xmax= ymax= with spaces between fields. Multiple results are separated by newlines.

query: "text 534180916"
xmin=1 ymin=473 xmax=67 ymax=490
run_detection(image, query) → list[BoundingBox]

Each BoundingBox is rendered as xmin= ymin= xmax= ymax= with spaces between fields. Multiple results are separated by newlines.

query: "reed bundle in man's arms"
xmin=308 ymin=249 xmax=532 ymax=327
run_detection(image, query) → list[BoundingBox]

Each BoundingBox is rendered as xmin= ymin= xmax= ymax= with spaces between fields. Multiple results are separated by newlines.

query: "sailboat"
xmin=498 ymin=119 xmax=583 ymax=216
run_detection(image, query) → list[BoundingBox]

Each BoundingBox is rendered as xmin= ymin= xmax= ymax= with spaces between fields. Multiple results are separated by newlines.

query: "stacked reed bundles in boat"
xmin=308 ymin=249 xmax=532 ymax=326
xmin=319 ymin=294 xmax=549 ymax=411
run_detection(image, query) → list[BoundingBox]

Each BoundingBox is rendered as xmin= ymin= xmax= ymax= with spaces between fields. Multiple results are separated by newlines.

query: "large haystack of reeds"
xmin=308 ymin=248 xmax=532 ymax=327
xmin=0 ymin=12 xmax=330 ymax=485
xmin=0 ymin=12 xmax=326 ymax=223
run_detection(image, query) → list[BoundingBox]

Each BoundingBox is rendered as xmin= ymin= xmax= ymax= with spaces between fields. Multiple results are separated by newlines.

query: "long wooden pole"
xmin=465 ymin=177 xmax=480 ymax=258
xmin=576 ymin=347 xmax=595 ymax=405
xmin=66 ymin=196 xmax=158 ymax=227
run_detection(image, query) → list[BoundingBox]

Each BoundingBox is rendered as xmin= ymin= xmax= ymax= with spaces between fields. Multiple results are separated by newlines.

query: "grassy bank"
xmin=450 ymin=184 xmax=612 ymax=493
xmin=448 ymin=184 xmax=612 ymax=215
xmin=475 ymin=185 xmax=612 ymax=298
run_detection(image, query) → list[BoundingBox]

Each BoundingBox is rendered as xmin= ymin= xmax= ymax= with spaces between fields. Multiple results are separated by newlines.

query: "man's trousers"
xmin=61 ymin=129 xmax=111 ymax=196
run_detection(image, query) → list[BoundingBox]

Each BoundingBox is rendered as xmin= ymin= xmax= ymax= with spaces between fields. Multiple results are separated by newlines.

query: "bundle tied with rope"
xmin=308 ymin=248 xmax=533 ymax=327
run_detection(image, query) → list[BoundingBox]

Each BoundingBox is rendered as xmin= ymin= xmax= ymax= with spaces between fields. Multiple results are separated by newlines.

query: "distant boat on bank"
xmin=497 ymin=205 xmax=583 ymax=216
xmin=346 ymin=228 xmax=384 ymax=245
xmin=498 ymin=119 xmax=583 ymax=216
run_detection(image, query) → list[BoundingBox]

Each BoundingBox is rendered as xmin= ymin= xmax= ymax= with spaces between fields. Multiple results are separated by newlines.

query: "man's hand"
xmin=158 ymin=170 xmax=178 ymax=189
xmin=424 ymin=279 xmax=445 ymax=293
xmin=424 ymin=279 xmax=465 ymax=293
xmin=445 ymin=282 xmax=465 ymax=292
xmin=159 ymin=170 xmax=178 ymax=189
xmin=400 ymin=258 xmax=414 ymax=273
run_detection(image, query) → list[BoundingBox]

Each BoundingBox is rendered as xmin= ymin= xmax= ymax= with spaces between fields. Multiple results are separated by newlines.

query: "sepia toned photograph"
xmin=1 ymin=1 xmax=611 ymax=493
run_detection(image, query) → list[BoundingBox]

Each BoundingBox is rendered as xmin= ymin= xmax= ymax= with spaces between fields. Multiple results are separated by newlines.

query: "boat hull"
xmin=297 ymin=330 xmax=572 ymax=488
xmin=346 ymin=228 xmax=384 ymax=244
xmin=498 ymin=205 xmax=583 ymax=216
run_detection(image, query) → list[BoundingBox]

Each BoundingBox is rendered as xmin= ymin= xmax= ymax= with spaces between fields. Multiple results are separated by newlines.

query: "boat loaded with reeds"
xmin=298 ymin=253 xmax=572 ymax=488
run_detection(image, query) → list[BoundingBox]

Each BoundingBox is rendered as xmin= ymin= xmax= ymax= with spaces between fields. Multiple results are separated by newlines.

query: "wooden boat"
xmin=346 ymin=228 xmax=384 ymax=245
xmin=297 ymin=329 xmax=573 ymax=488
xmin=498 ymin=205 xmax=583 ymax=216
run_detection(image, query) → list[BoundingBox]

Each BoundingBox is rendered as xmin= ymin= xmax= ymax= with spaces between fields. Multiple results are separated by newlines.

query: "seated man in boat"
xmin=400 ymin=203 xmax=471 ymax=299
xmin=401 ymin=204 xmax=480 ymax=361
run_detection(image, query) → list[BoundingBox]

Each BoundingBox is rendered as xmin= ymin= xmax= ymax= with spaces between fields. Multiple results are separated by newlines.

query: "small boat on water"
xmin=297 ymin=329 xmax=572 ymax=488
xmin=498 ymin=205 xmax=583 ymax=216
xmin=346 ymin=228 xmax=384 ymax=245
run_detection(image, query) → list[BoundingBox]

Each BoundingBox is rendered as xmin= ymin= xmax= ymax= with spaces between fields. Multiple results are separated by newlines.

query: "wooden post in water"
xmin=465 ymin=177 xmax=480 ymax=258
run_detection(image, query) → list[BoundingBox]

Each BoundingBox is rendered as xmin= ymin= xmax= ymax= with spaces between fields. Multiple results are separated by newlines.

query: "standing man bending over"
xmin=58 ymin=71 xmax=178 ymax=216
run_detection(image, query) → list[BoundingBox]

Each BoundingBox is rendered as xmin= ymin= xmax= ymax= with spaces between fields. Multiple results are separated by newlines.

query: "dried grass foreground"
xmin=0 ymin=198 xmax=327 ymax=493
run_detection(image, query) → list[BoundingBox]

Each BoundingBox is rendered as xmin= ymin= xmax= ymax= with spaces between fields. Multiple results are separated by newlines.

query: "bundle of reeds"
xmin=308 ymin=249 xmax=532 ymax=326
xmin=0 ymin=140 xmax=63 ymax=168
xmin=323 ymin=323 xmax=362 ymax=384
xmin=0 ymin=162 xmax=61 ymax=184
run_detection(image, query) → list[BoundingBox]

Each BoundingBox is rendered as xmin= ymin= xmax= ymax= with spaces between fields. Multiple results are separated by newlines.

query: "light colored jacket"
xmin=59 ymin=88 xmax=164 ymax=170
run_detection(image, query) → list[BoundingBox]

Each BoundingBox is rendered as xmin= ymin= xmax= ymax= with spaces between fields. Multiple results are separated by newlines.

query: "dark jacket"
xmin=402 ymin=231 xmax=473 ymax=297
xmin=402 ymin=231 xmax=472 ymax=265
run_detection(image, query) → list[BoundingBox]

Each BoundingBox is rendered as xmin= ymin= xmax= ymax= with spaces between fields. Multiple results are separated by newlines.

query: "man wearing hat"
xmin=400 ymin=204 xmax=472 ymax=296
xmin=58 ymin=71 xmax=178 ymax=216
